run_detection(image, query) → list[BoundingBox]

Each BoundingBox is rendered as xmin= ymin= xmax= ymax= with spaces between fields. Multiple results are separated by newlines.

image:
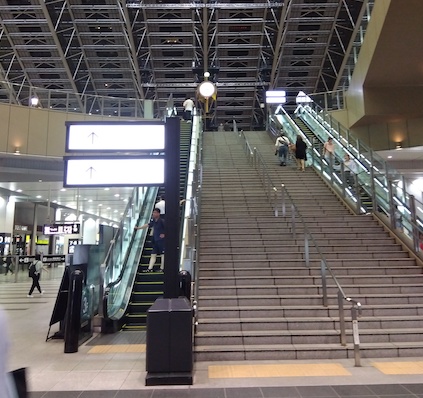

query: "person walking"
xmin=274 ymin=132 xmax=290 ymax=166
xmin=343 ymin=153 xmax=358 ymax=186
xmin=295 ymin=135 xmax=307 ymax=172
xmin=323 ymin=137 xmax=335 ymax=166
xmin=4 ymin=255 xmax=14 ymax=276
xmin=134 ymin=208 xmax=165 ymax=272
xmin=27 ymin=254 xmax=47 ymax=297
xmin=182 ymin=97 xmax=194 ymax=122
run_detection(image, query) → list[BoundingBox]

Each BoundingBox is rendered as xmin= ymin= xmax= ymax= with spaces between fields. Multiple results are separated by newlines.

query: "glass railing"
xmin=179 ymin=115 xmax=202 ymax=312
xmin=285 ymin=103 xmax=423 ymax=256
xmin=102 ymin=186 xmax=158 ymax=320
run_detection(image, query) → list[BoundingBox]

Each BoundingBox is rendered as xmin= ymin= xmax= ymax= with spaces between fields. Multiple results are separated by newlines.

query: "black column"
xmin=164 ymin=117 xmax=180 ymax=298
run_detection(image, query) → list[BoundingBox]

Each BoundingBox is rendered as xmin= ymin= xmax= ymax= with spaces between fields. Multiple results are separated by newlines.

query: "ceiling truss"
xmin=0 ymin=0 xmax=372 ymax=130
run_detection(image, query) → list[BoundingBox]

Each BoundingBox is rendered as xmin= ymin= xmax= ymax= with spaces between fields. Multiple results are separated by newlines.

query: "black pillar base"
xmin=145 ymin=372 xmax=193 ymax=386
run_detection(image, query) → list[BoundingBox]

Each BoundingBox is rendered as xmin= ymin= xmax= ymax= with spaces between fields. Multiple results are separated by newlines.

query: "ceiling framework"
xmin=0 ymin=0 xmax=371 ymax=130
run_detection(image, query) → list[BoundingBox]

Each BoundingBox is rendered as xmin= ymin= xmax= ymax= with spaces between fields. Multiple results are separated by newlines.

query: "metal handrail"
xmin=237 ymin=131 xmax=363 ymax=366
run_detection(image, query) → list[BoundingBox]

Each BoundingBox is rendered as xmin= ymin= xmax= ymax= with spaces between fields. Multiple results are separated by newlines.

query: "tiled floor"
xmin=3 ymin=267 xmax=423 ymax=398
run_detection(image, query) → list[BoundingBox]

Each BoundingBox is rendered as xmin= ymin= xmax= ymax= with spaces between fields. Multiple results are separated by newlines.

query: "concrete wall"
xmin=331 ymin=0 xmax=423 ymax=151
xmin=0 ymin=104 xmax=137 ymax=157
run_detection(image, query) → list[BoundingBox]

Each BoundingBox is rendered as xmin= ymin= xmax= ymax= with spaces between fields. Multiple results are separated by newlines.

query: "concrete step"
xmin=193 ymin=342 xmax=423 ymax=361
xmin=197 ymin=293 xmax=423 ymax=307
xmin=199 ymin=274 xmax=423 ymax=287
xmin=195 ymin=327 xmax=423 ymax=346
xmin=196 ymin=303 xmax=423 ymax=319
xmin=199 ymin=265 xmax=421 ymax=277
xmin=196 ymin=315 xmax=423 ymax=332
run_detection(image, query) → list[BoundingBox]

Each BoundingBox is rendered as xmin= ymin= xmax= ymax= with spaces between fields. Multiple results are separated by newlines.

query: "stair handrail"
xmin=238 ymin=130 xmax=279 ymax=211
xmin=237 ymin=131 xmax=362 ymax=365
xmin=179 ymin=115 xmax=203 ymax=316
xmin=295 ymin=104 xmax=423 ymax=257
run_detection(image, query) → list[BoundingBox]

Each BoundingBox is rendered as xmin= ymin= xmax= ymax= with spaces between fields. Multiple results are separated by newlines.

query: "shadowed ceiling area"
xmin=0 ymin=0 xmax=372 ymax=131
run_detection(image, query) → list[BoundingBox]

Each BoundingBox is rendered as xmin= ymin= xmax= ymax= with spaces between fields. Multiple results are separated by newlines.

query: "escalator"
xmin=294 ymin=116 xmax=374 ymax=213
xmin=123 ymin=120 xmax=193 ymax=330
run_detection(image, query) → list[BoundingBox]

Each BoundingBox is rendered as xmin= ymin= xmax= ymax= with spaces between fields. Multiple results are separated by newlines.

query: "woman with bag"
xmin=27 ymin=254 xmax=48 ymax=297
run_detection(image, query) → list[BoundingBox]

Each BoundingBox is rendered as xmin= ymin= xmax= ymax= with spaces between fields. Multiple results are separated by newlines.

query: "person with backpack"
xmin=27 ymin=254 xmax=47 ymax=297
xmin=274 ymin=131 xmax=290 ymax=166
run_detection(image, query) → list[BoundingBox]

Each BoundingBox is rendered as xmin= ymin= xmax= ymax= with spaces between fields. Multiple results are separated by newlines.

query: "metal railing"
xmin=0 ymin=80 xmax=158 ymax=118
xmin=238 ymin=130 xmax=363 ymax=366
xmin=178 ymin=114 xmax=203 ymax=329
xmin=291 ymin=104 xmax=423 ymax=260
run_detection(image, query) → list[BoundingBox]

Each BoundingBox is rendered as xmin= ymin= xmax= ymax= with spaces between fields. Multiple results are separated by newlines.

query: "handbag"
xmin=9 ymin=367 xmax=28 ymax=398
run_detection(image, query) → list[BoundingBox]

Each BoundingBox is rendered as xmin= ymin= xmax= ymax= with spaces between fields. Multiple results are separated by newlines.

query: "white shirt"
xmin=183 ymin=99 xmax=194 ymax=111
xmin=155 ymin=199 xmax=165 ymax=215
xmin=275 ymin=136 xmax=289 ymax=148
xmin=344 ymin=159 xmax=357 ymax=174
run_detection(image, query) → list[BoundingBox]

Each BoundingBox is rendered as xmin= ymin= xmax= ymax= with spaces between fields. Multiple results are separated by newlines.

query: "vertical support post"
xmin=304 ymin=233 xmax=309 ymax=268
xmin=274 ymin=188 xmax=278 ymax=217
xmin=321 ymin=260 xmax=328 ymax=307
xmin=410 ymin=195 xmax=419 ymax=251
xmin=340 ymin=162 xmax=347 ymax=198
xmin=351 ymin=306 xmax=361 ymax=367
xmin=354 ymin=173 xmax=361 ymax=214
xmin=369 ymin=149 xmax=377 ymax=211
xmin=164 ymin=117 xmax=180 ymax=299
xmin=281 ymin=185 xmax=286 ymax=217
xmin=291 ymin=203 xmax=295 ymax=238
xmin=31 ymin=203 xmax=38 ymax=255
xmin=387 ymin=178 xmax=395 ymax=229
xmin=338 ymin=291 xmax=346 ymax=346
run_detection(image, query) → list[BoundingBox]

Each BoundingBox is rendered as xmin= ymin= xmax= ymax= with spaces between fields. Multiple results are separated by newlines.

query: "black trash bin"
xmin=146 ymin=297 xmax=193 ymax=385
xmin=178 ymin=270 xmax=191 ymax=300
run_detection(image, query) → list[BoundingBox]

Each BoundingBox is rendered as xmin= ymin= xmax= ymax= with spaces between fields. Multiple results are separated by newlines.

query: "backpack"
xmin=28 ymin=261 xmax=37 ymax=277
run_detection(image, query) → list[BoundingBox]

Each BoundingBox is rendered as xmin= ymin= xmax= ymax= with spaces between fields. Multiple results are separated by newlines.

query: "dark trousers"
xmin=29 ymin=274 xmax=41 ymax=295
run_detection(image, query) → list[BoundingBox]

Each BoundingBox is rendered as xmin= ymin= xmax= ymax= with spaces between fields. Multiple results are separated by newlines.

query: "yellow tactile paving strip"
xmin=88 ymin=344 xmax=146 ymax=354
xmin=373 ymin=361 xmax=423 ymax=375
xmin=208 ymin=363 xmax=351 ymax=378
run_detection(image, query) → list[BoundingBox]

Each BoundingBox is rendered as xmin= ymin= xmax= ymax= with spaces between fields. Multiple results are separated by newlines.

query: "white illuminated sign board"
xmin=66 ymin=122 xmax=165 ymax=152
xmin=265 ymin=90 xmax=287 ymax=104
xmin=43 ymin=223 xmax=80 ymax=235
xmin=64 ymin=157 xmax=165 ymax=187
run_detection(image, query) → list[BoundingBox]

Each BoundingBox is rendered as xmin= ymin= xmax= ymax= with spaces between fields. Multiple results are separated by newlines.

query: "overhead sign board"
xmin=65 ymin=121 xmax=165 ymax=152
xmin=43 ymin=223 xmax=81 ymax=235
xmin=64 ymin=156 xmax=165 ymax=187
xmin=42 ymin=255 xmax=66 ymax=264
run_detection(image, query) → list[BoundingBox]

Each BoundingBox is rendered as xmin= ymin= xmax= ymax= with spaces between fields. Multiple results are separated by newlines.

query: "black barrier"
xmin=64 ymin=270 xmax=84 ymax=353
xmin=145 ymin=297 xmax=193 ymax=385
xmin=178 ymin=270 xmax=191 ymax=301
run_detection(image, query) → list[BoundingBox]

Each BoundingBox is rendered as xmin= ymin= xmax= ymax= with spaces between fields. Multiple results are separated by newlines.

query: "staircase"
xmin=194 ymin=130 xmax=423 ymax=361
xmin=123 ymin=120 xmax=192 ymax=330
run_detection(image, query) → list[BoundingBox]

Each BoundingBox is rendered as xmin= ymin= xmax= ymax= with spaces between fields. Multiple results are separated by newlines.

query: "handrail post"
xmin=281 ymin=184 xmax=286 ymax=217
xmin=304 ymin=233 xmax=309 ymax=268
xmin=273 ymin=188 xmax=278 ymax=217
xmin=291 ymin=203 xmax=295 ymax=238
xmin=387 ymin=178 xmax=396 ymax=229
xmin=340 ymin=162 xmax=347 ymax=198
xmin=351 ymin=304 xmax=361 ymax=367
xmin=338 ymin=291 xmax=346 ymax=346
xmin=369 ymin=149 xmax=377 ymax=211
xmin=321 ymin=260 xmax=328 ymax=307
xmin=354 ymin=173 xmax=361 ymax=214
xmin=410 ymin=195 xmax=419 ymax=251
